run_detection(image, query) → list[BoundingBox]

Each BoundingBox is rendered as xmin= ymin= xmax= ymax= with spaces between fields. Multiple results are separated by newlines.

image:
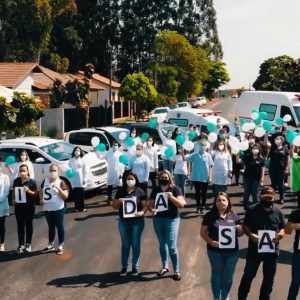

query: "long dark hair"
xmin=122 ymin=171 xmax=140 ymax=188
xmin=71 ymin=146 xmax=84 ymax=158
xmin=19 ymin=163 xmax=30 ymax=178
xmin=211 ymin=192 xmax=232 ymax=215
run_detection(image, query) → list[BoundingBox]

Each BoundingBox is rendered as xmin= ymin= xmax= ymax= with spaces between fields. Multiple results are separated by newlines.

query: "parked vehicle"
xmin=177 ymin=102 xmax=191 ymax=108
xmin=0 ymin=137 xmax=107 ymax=191
xmin=169 ymin=104 xmax=179 ymax=109
xmin=238 ymin=91 xmax=300 ymax=129
xmin=150 ymin=107 xmax=170 ymax=123
xmin=195 ymin=96 xmax=207 ymax=106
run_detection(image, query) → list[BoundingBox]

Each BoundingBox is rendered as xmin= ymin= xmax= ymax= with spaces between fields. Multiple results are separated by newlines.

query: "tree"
xmin=49 ymin=80 xmax=67 ymax=108
xmin=202 ymin=60 xmax=230 ymax=99
xmin=119 ymin=73 xmax=158 ymax=118
xmin=253 ymin=55 xmax=299 ymax=91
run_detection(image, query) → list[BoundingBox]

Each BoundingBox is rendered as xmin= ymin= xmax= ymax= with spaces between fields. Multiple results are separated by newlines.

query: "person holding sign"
xmin=112 ymin=171 xmax=148 ymax=277
xmin=238 ymin=186 xmax=285 ymax=300
xmin=285 ymin=208 xmax=300 ymax=300
xmin=149 ymin=170 xmax=186 ymax=281
xmin=12 ymin=164 xmax=37 ymax=254
xmin=200 ymin=192 xmax=243 ymax=300
xmin=68 ymin=146 xmax=87 ymax=212
xmin=39 ymin=164 xmax=69 ymax=255
xmin=0 ymin=161 xmax=10 ymax=251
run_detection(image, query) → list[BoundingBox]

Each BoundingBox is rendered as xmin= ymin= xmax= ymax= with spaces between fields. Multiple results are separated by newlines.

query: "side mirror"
xmin=35 ymin=157 xmax=45 ymax=163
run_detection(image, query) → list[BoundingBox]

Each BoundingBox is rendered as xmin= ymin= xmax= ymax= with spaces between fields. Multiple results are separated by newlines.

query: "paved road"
xmin=0 ymin=99 xmax=297 ymax=300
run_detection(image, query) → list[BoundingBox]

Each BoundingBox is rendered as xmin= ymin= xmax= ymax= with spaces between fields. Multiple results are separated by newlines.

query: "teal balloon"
xmin=259 ymin=112 xmax=267 ymax=119
xmin=188 ymin=131 xmax=197 ymax=140
xmin=125 ymin=137 xmax=135 ymax=147
xmin=148 ymin=119 xmax=158 ymax=128
xmin=165 ymin=147 xmax=175 ymax=158
xmin=65 ymin=169 xmax=75 ymax=178
xmin=262 ymin=120 xmax=272 ymax=131
xmin=251 ymin=108 xmax=259 ymax=113
xmin=240 ymin=119 xmax=247 ymax=126
xmin=287 ymin=130 xmax=297 ymax=144
xmin=253 ymin=117 xmax=262 ymax=125
xmin=265 ymin=158 xmax=270 ymax=169
xmin=207 ymin=122 xmax=217 ymax=132
xmin=119 ymin=154 xmax=129 ymax=165
xmin=238 ymin=150 xmax=244 ymax=157
xmin=141 ymin=132 xmax=149 ymax=141
xmin=175 ymin=134 xmax=185 ymax=145
xmin=5 ymin=156 xmax=15 ymax=166
xmin=275 ymin=117 xmax=283 ymax=126
xmin=96 ymin=143 xmax=106 ymax=152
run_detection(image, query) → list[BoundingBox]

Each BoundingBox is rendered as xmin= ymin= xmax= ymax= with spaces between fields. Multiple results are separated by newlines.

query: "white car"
xmin=177 ymin=102 xmax=191 ymax=108
xmin=0 ymin=137 xmax=107 ymax=191
xmin=195 ymin=97 xmax=207 ymax=106
xmin=150 ymin=107 xmax=170 ymax=123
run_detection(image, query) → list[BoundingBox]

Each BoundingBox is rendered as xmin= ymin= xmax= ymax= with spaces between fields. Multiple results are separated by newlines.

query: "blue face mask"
xmin=219 ymin=134 xmax=225 ymax=139
xmin=199 ymin=145 xmax=206 ymax=152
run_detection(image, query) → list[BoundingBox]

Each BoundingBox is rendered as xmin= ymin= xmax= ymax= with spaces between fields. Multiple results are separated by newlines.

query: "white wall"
xmin=14 ymin=73 xmax=34 ymax=95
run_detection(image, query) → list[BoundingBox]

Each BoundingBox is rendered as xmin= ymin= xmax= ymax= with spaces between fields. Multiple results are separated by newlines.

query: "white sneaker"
xmin=42 ymin=243 xmax=55 ymax=253
xmin=56 ymin=244 xmax=64 ymax=255
xmin=16 ymin=245 xmax=25 ymax=254
xmin=25 ymin=244 xmax=32 ymax=253
xmin=0 ymin=244 xmax=5 ymax=252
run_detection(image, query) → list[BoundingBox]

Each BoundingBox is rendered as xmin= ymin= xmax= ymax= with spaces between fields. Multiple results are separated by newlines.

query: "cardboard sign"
xmin=15 ymin=187 xmax=26 ymax=203
xmin=258 ymin=230 xmax=275 ymax=253
xmin=218 ymin=226 xmax=236 ymax=249
xmin=122 ymin=197 xmax=137 ymax=218
xmin=154 ymin=193 xmax=168 ymax=212
xmin=43 ymin=186 xmax=55 ymax=202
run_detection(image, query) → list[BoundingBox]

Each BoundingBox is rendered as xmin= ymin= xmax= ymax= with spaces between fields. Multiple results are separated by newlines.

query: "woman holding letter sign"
xmin=149 ymin=170 xmax=186 ymax=281
xmin=112 ymin=171 xmax=148 ymax=277
xmin=200 ymin=192 xmax=243 ymax=300
xmin=12 ymin=164 xmax=37 ymax=254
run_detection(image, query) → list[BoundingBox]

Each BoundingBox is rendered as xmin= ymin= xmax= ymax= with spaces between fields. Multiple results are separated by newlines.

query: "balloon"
xmin=275 ymin=117 xmax=283 ymax=126
xmin=208 ymin=132 xmax=218 ymax=143
xmin=5 ymin=155 xmax=15 ymax=166
xmin=293 ymin=135 xmax=300 ymax=147
xmin=262 ymin=121 xmax=272 ymax=131
xmin=188 ymin=130 xmax=197 ymax=140
xmin=156 ymin=115 xmax=165 ymax=124
xmin=141 ymin=132 xmax=149 ymax=141
xmin=240 ymin=119 xmax=247 ymax=126
xmin=119 ymin=154 xmax=129 ymax=165
xmin=283 ymin=114 xmax=292 ymax=122
xmin=165 ymin=147 xmax=175 ymax=158
xmin=231 ymin=146 xmax=239 ymax=155
xmin=254 ymin=127 xmax=266 ymax=138
xmin=148 ymin=119 xmax=158 ymax=128
xmin=207 ymin=122 xmax=217 ymax=132
xmin=183 ymin=141 xmax=194 ymax=151
xmin=287 ymin=130 xmax=297 ymax=144
xmin=241 ymin=123 xmax=250 ymax=132
xmin=239 ymin=140 xmax=249 ymax=151
xmin=251 ymin=112 xmax=259 ymax=120
xmin=248 ymin=122 xmax=256 ymax=130
xmin=65 ymin=169 xmax=75 ymax=178
xmin=125 ymin=137 xmax=135 ymax=147
xmin=175 ymin=134 xmax=185 ymax=145
xmin=251 ymin=108 xmax=259 ymax=113
xmin=91 ymin=136 xmax=100 ymax=147
xmin=239 ymin=150 xmax=244 ymax=156
xmin=253 ymin=117 xmax=262 ymax=125
xmin=119 ymin=132 xmax=127 ymax=140
xmin=259 ymin=112 xmax=268 ymax=119
xmin=228 ymin=136 xmax=240 ymax=148
xmin=96 ymin=143 xmax=106 ymax=152
xmin=265 ymin=158 xmax=270 ymax=169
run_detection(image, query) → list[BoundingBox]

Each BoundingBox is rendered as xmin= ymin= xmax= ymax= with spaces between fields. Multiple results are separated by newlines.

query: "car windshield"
xmin=39 ymin=141 xmax=75 ymax=161
xmin=109 ymin=130 xmax=129 ymax=143
xmin=178 ymin=103 xmax=187 ymax=107
xmin=154 ymin=108 xmax=168 ymax=114
xmin=293 ymin=106 xmax=300 ymax=123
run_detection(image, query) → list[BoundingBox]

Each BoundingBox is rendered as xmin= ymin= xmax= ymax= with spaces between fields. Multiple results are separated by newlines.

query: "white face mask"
xmin=178 ymin=148 xmax=183 ymax=154
xmin=249 ymin=139 xmax=255 ymax=145
xmin=218 ymin=145 xmax=225 ymax=151
xmin=112 ymin=145 xmax=118 ymax=151
xmin=252 ymin=149 xmax=259 ymax=155
xmin=136 ymin=150 xmax=142 ymax=156
xmin=275 ymin=139 xmax=282 ymax=146
xmin=147 ymin=141 xmax=153 ymax=147
xmin=167 ymin=132 xmax=172 ymax=138
xmin=50 ymin=171 xmax=58 ymax=179
xmin=126 ymin=179 xmax=136 ymax=187
xmin=20 ymin=155 xmax=27 ymax=162
xmin=131 ymin=132 xmax=136 ymax=138
xmin=75 ymin=150 xmax=81 ymax=157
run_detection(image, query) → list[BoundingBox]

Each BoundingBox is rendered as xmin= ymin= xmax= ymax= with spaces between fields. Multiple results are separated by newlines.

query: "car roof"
xmin=0 ymin=137 xmax=63 ymax=147
xmin=154 ymin=107 xmax=169 ymax=110
xmin=95 ymin=126 xmax=129 ymax=133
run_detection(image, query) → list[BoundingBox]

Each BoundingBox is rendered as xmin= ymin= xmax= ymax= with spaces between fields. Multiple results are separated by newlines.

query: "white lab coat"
xmin=143 ymin=145 xmax=159 ymax=172
xmin=211 ymin=150 xmax=232 ymax=185
xmin=0 ymin=173 xmax=10 ymax=217
xmin=68 ymin=157 xmax=87 ymax=188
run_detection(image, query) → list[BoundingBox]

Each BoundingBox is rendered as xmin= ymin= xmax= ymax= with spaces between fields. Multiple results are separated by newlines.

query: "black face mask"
xmin=260 ymin=200 xmax=273 ymax=208
xmin=159 ymin=179 xmax=170 ymax=186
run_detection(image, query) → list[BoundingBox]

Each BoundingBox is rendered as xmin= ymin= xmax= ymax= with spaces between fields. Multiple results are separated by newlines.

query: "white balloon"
xmin=91 ymin=136 xmax=100 ymax=147
xmin=248 ymin=122 xmax=256 ymax=130
xmin=183 ymin=141 xmax=194 ymax=151
xmin=239 ymin=140 xmax=249 ymax=151
xmin=251 ymin=112 xmax=259 ymax=120
xmin=283 ymin=114 xmax=292 ymax=122
xmin=231 ymin=146 xmax=240 ymax=155
xmin=254 ymin=126 xmax=265 ymax=138
xmin=119 ymin=132 xmax=127 ymax=140
xmin=208 ymin=132 xmax=218 ymax=143
xmin=241 ymin=123 xmax=250 ymax=132
xmin=293 ymin=135 xmax=300 ymax=147
xmin=156 ymin=115 xmax=165 ymax=124
xmin=228 ymin=136 xmax=240 ymax=148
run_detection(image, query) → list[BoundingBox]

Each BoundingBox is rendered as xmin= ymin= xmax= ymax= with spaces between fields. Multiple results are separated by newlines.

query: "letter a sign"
xmin=258 ymin=230 xmax=275 ymax=253
xmin=218 ymin=226 xmax=236 ymax=249
xmin=154 ymin=193 xmax=168 ymax=212
xmin=123 ymin=197 xmax=137 ymax=218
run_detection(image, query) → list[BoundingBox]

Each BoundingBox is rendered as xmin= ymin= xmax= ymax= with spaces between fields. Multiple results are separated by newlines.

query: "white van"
xmin=237 ymin=91 xmax=300 ymax=129
xmin=166 ymin=108 xmax=236 ymax=135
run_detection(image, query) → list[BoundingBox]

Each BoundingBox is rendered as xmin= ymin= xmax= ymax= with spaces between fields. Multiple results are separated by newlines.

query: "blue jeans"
xmin=45 ymin=208 xmax=65 ymax=244
xmin=287 ymin=252 xmax=300 ymax=300
xmin=238 ymin=252 xmax=277 ymax=300
xmin=174 ymin=174 xmax=187 ymax=197
xmin=243 ymin=177 xmax=259 ymax=210
xmin=162 ymin=159 xmax=173 ymax=175
xmin=118 ymin=217 xmax=145 ymax=269
xmin=208 ymin=249 xmax=239 ymax=300
xmin=153 ymin=217 xmax=180 ymax=272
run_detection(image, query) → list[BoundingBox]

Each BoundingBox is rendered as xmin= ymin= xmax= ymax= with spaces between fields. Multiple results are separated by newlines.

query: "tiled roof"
xmin=76 ymin=71 xmax=121 ymax=88
xmin=0 ymin=62 xmax=37 ymax=88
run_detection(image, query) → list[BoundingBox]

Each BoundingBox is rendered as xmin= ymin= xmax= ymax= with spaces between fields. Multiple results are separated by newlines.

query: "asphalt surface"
xmin=0 ymin=99 xmax=297 ymax=300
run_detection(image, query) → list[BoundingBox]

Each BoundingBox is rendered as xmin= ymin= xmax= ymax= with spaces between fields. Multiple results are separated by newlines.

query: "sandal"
xmin=173 ymin=272 xmax=181 ymax=281
xmin=157 ymin=267 xmax=169 ymax=276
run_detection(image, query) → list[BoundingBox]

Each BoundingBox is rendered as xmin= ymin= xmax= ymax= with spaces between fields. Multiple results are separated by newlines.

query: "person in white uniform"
xmin=68 ymin=146 xmax=87 ymax=212
xmin=6 ymin=150 xmax=34 ymax=179
xmin=0 ymin=161 xmax=10 ymax=251
xmin=40 ymin=164 xmax=69 ymax=255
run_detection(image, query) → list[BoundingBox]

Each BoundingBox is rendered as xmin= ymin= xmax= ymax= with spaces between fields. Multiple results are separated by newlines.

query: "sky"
xmin=214 ymin=0 xmax=300 ymax=89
